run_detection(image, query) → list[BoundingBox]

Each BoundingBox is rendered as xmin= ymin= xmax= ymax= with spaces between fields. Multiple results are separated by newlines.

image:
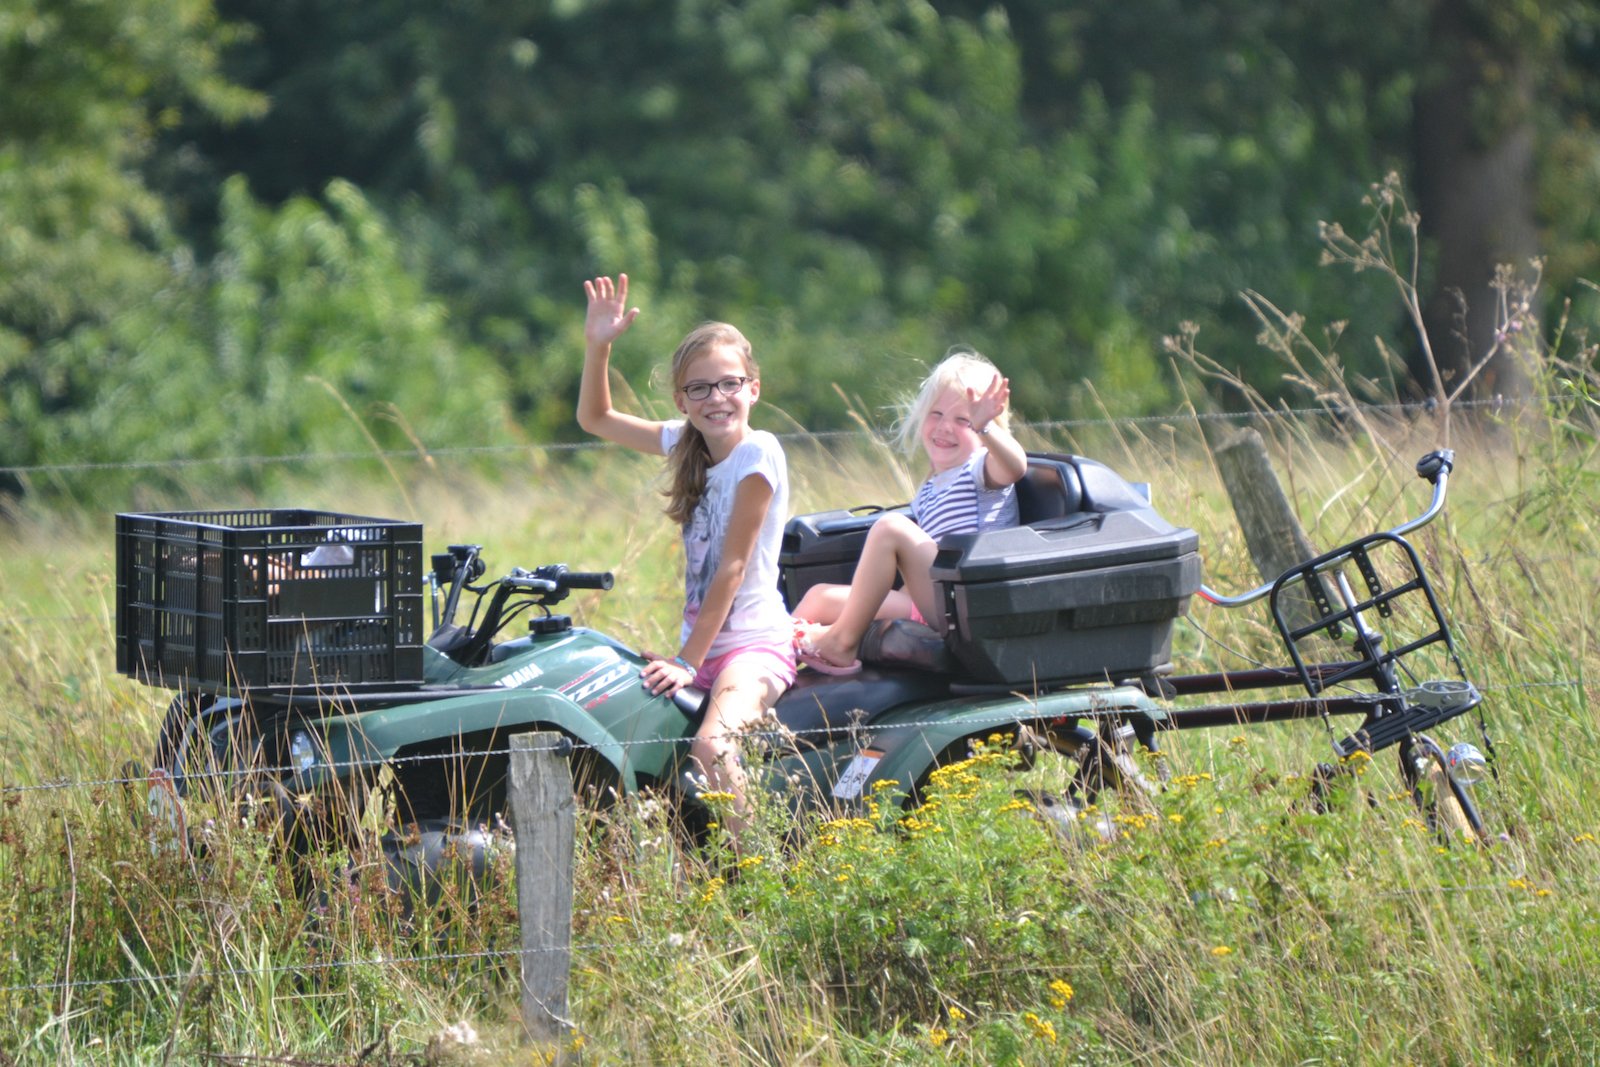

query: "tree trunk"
xmin=1412 ymin=2 xmax=1538 ymax=401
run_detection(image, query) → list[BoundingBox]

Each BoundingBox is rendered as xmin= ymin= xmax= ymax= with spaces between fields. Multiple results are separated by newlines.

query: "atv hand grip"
xmin=561 ymin=571 xmax=614 ymax=591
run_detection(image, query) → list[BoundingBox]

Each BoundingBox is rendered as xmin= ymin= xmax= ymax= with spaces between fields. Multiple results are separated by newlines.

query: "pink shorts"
xmin=694 ymin=640 xmax=798 ymax=692
xmin=907 ymin=602 xmax=926 ymax=627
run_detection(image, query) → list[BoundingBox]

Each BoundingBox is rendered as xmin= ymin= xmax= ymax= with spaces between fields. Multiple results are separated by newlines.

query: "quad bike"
xmin=115 ymin=449 xmax=1491 ymax=888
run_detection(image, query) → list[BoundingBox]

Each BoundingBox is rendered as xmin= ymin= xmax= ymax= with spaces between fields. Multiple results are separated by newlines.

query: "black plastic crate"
xmin=116 ymin=509 xmax=425 ymax=693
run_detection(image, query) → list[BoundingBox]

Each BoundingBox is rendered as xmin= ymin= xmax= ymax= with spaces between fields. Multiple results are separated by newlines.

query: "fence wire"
xmin=0 ymin=393 xmax=1549 ymax=478
xmin=0 ymin=864 xmax=1584 ymax=1000
xmin=0 ymin=394 xmax=1591 ymax=1012
xmin=0 ymin=677 xmax=1579 ymax=799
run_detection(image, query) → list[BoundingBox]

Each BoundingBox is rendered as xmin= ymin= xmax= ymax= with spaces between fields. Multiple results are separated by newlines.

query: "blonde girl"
xmin=577 ymin=274 xmax=795 ymax=837
xmin=794 ymin=348 xmax=1027 ymax=673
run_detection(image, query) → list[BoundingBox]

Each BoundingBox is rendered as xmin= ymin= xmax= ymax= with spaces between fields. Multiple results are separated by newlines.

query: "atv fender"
xmin=302 ymin=687 xmax=642 ymax=793
xmin=820 ymin=685 xmax=1164 ymax=804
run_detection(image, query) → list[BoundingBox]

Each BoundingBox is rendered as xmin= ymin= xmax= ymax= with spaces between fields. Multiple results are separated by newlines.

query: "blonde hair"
xmin=892 ymin=346 xmax=1010 ymax=457
xmin=663 ymin=322 xmax=757 ymax=526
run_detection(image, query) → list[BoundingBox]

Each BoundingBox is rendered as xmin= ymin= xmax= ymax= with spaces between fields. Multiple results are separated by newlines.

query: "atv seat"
xmin=769 ymin=668 xmax=954 ymax=751
xmin=1014 ymin=455 xmax=1083 ymax=524
xmin=1013 ymin=452 xmax=1154 ymax=526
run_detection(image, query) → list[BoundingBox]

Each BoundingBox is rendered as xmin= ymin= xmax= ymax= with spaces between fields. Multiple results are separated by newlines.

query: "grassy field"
xmin=1 ymin=402 xmax=1597 ymax=1064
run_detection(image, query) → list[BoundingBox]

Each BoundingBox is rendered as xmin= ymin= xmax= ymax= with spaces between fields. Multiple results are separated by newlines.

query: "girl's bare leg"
xmin=794 ymin=583 xmax=917 ymax=627
xmin=808 ymin=514 xmax=935 ymax=667
xmin=793 ymin=582 xmax=849 ymax=625
xmin=689 ymin=660 xmax=785 ymax=843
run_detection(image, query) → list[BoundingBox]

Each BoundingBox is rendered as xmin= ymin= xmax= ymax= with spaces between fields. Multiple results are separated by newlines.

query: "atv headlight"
xmin=288 ymin=730 xmax=319 ymax=774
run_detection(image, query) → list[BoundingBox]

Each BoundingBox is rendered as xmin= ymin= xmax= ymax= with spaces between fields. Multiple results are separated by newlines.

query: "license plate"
xmin=831 ymin=749 xmax=885 ymax=800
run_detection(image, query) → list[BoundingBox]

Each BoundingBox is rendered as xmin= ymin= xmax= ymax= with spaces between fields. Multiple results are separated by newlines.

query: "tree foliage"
xmin=5 ymin=0 xmax=1600 ymax=493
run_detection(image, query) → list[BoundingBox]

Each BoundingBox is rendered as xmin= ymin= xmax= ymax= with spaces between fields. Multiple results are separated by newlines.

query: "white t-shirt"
xmin=661 ymin=423 xmax=791 ymax=657
xmin=912 ymin=448 xmax=1019 ymax=540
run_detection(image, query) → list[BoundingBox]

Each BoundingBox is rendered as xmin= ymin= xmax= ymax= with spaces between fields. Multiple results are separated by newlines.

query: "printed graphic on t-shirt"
xmin=660 ymin=423 xmax=793 ymax=657
xmin=684 ymin=474 xmax=729 ymax=612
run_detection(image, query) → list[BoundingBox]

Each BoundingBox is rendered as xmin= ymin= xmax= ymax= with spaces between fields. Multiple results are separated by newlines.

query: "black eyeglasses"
xmin=679 ymin=376 xmax=751 ymax=401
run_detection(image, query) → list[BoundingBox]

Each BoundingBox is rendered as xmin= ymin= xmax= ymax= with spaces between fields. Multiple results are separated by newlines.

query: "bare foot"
xmin=799 ymin=626 xmax=862 ymax=674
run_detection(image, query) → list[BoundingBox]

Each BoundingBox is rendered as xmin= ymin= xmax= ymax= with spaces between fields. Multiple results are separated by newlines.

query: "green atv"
xmin=116 ymin=449 xmax=1490 ymax=886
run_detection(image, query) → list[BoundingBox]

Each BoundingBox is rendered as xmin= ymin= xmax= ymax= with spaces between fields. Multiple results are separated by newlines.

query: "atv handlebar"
xmin=1195 ymin=449 xmax=1454 ymax=609
xmin=504 ymin=565 xmax=614 ymax=593
xmin=557 ymin=570 xmax=614 ymax=591
xmin=430 ymin=557 xmax=616 ymax=665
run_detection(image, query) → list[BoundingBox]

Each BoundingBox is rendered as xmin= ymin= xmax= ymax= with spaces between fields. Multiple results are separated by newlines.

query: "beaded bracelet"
xmin=672 ymin=655 xmax=695 ymax=674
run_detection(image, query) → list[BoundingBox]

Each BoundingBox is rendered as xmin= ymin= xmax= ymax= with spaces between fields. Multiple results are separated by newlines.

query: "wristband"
xmin=672 ymin=655 xmax=695 ymax=674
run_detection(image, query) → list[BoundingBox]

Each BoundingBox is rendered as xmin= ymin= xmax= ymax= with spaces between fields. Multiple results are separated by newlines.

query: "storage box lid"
xmin=930 ymin=508 xmax=1200 ymax=584
xmin=780 ymin=507 xmax=907 ymax=566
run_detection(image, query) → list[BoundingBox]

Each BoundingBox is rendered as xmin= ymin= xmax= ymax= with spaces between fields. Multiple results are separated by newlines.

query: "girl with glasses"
xmin=577 ymin=274 xmax=795 ymax=841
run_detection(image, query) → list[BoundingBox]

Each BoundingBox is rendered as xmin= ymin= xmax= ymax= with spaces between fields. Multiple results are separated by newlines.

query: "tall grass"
xmin=2 ymin=402 xmax=1596 ymax=1063
xmin=2 ymin=201 xmax=1598 ymax=1060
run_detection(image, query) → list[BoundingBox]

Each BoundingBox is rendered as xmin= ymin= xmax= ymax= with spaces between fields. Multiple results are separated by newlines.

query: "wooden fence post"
xmin=508 ymin=731 xmax=575 ymax=1048
xmin=1214 ymin=429 xmax=1325 ymax=632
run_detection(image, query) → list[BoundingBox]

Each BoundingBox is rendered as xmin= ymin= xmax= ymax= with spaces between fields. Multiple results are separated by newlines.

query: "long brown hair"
xmin=663 ymin=322 xmax=757 ymax=526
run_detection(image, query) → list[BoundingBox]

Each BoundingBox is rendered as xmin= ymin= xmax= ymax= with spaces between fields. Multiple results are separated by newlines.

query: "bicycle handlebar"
xmin=1195 ymin=449 xmax=1454 ymax=609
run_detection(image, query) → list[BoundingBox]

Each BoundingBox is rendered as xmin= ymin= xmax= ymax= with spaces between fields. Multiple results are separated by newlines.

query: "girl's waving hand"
xmin=583 ymin=273 xmax=640 ymax=348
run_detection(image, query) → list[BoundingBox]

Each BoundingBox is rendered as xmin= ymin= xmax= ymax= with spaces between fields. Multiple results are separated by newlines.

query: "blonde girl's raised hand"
xmin=970 ymin=371 xmax=1027 ymax=488
xmin=584 ymin=273 xmax=640 ymax=349
xmin=967 ymin=371 xmax=1010 ymax=433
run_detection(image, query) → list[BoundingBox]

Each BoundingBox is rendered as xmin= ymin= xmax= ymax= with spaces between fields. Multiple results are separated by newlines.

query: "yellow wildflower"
xmin=1048 ymin=979 xmax=1074 ymax=1008
xmin=871 ymin=778 xmax=901 ymax=793
xmin=948 ymin=1007 xmax=966 ymax=1024
xmin=1574 ymin=833 xmax=1596 ymax=844
xmin=736 ymin=854 xmax=766 ymax=870
xmin=1211 ymin=945 xmax=1233 ymax=957
xmin=927 ymin=1027 xmax=948 ymax=1047
xmin=1022 ymin=1012 xmax=1057 ymax=1043
xmin=698 ymin=790 xmax=737 ymax=803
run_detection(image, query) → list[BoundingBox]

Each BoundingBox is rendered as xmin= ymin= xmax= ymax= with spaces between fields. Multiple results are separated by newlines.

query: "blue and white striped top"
xmin=911 ymin=449 xmax=1019 ymax=540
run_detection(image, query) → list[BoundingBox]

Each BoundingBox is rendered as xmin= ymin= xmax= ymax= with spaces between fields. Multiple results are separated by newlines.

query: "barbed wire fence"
xmin=0 ymin=667 xmax=1586 ymax=1010
xmin=0 ymin=393 xmax=1592 ymax=1047
xmin=0 ymin=674 xmax=1582 ymax=802
xmin=0 ymin=392 xmax=1551 ymax=480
